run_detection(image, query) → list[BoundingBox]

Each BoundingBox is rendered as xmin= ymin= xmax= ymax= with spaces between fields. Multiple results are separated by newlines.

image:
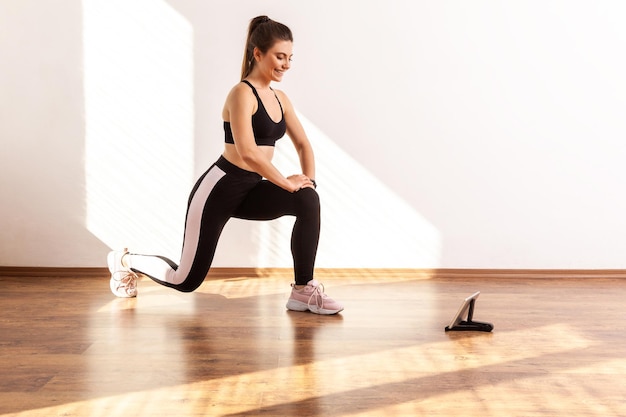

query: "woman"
xmin=107 ymin=16 xmax=343 ymax=315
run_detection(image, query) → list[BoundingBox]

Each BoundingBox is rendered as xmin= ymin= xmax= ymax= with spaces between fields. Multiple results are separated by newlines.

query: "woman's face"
xmin=254 ymin=40 xmax=293 ymax=82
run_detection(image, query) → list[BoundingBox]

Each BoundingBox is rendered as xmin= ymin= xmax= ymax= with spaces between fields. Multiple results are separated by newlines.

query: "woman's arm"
xmin=225 ymin=84 xmax=307 ymax=192
xmin=277 ymin=90 xmax=316 ymax=185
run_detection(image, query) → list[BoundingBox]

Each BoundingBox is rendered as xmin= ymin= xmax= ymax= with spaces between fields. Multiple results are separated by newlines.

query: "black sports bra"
xmin=224 ymin=80 xmax=286 ymax=146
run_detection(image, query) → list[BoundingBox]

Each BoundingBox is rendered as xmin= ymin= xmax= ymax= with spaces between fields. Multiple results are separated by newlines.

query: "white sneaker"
xmin=107 ymin=248 xmax=138 ymax=298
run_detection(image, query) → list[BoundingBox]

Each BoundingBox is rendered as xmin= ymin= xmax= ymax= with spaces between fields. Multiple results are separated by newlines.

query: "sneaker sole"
xmin=309 ymin=305 xmax=344 ymax=315
xmin=286 ymin=299 xmax=343 ymax=315
xmin=286 ymin=299 xmax=309 ymax=312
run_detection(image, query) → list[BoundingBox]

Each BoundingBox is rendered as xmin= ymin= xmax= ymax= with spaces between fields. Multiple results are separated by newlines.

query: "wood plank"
xmin=0 ymin=272 xmax=625 ymax=416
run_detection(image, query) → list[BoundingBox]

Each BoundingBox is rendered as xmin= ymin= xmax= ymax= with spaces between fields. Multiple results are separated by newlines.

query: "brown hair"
xmin=241 ymin=16 xmax=293 ymax=80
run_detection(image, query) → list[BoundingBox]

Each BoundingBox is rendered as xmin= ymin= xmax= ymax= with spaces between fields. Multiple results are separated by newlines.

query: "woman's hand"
xmin=287 ymin=174 xmax=315 ymax=193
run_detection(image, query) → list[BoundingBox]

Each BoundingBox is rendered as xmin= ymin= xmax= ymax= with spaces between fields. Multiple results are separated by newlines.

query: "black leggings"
xmin=127 ymin=156 xmax=320 ymax=292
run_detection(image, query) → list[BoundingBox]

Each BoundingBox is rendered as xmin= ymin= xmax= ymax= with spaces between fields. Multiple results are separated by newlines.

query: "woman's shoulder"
xmin=228 ymin=81 xmax=253 ymax=95
xmin=225 ymin=81 xmax=256 ymax=106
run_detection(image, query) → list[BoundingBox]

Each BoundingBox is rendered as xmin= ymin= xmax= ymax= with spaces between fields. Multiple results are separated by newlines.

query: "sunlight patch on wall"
xmin=259 ymin=112 xmax=442 ymax=268
xmin=83 ymin=0 xmax=193 ymax=259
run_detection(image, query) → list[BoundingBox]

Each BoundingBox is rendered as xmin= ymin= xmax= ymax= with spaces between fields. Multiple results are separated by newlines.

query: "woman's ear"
xmin=253 ymin=47 xmax=262 ymax=62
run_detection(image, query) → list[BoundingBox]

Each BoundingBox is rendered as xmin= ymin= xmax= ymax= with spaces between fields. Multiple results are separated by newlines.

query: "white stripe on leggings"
xmin=128 ymin=165 xmax=226 ymax=285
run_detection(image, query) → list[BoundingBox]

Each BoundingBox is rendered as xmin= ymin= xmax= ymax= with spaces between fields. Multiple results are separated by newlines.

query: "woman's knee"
xmin=295 ymin=187 xmax=320 ymax=215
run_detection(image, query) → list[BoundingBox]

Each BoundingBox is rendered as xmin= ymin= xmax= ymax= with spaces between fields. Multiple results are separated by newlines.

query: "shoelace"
xmin=112 ymin=270 xmax=138 ymax=296
xmin=307 ymin=282 xmax=328 ymax=311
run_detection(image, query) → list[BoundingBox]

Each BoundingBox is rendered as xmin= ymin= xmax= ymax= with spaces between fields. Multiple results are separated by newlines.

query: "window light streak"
xmin=95 ymin=271 xmax=432 ymax=311
xmin=96 ymin=281 xmax=197 ymax=313
xmin=4 ymin=323 xmax=605 ymax=417
xmin=259 ymin=111 xmax=442 ymax=268
xmin=83 ymin=0 xmax=193 ymax=260
xmin=373 ymin=376 xmax=620 ymax=417
xmin=82 ymin=0 xmax=439 ymax=269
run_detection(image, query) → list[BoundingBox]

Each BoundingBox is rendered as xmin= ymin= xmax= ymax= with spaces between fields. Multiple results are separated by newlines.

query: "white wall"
xmin=2 ymin=0 xmax=626 ymax=269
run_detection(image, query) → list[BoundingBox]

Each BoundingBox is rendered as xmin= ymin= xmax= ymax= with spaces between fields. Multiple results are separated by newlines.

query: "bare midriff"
xmin=222 ymin=143 xmax=275 ymax=173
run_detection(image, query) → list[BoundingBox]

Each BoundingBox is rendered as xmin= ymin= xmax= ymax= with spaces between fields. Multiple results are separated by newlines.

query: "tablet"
xmin=446 ymin=291 xmax=481 ymax=330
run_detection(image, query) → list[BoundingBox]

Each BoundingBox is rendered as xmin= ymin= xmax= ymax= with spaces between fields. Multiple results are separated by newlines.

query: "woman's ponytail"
xmin=240 ymin=16 xmax=293 ymax=80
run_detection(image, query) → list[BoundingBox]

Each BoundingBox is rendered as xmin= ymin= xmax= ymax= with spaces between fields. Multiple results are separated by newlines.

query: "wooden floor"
xmin=1 ymin=270 xmax=625 ymax=417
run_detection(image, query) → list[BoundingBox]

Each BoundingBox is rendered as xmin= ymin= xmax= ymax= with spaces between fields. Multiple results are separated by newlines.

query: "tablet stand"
xmin=445 ymin=297 xmax=493 ymax=332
